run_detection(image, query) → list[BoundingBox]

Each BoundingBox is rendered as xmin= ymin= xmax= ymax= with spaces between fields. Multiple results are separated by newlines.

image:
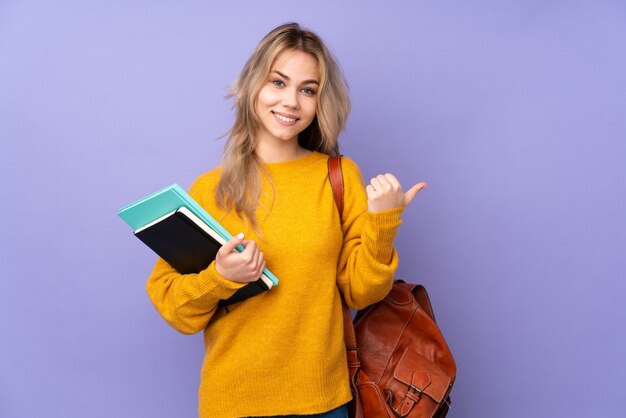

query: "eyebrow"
xmin=272 ymin=70 xmax=319 ymax=85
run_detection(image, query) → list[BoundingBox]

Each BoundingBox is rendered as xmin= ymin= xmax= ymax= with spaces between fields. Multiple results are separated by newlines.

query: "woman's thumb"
xmin=404 ymin=182 xmax=427 ymax=206
xmin=220 ymin=232 xmax=244 ymax=253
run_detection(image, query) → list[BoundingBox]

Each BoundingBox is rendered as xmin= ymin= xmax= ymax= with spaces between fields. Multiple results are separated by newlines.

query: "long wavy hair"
xmin=216 ymin=22 xmax=351 ymax=229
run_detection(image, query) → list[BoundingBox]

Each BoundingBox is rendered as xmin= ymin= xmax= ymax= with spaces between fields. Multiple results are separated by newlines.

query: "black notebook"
xmin=135 ymin=206 xmax=273 ymax=307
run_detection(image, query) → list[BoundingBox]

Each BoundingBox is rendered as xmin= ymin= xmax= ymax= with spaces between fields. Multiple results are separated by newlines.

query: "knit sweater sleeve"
xmin=145 ymin=173 xmax=245 ymax=335
xmin=336 ymin=158 xmax=404 ymax=310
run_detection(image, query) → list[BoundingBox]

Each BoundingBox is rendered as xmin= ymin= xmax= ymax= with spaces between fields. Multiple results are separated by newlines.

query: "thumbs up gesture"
xmin=366 ymin=173 xmax=427 ymax=213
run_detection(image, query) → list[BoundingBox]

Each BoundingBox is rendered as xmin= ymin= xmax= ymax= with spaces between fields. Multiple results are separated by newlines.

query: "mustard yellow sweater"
xmin=146 ymin=151 xmax=403 ymax=417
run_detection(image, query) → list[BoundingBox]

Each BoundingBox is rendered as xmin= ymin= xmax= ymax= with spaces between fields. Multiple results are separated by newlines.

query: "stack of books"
xmin=118 ymin=184 xmax=279 ymax=307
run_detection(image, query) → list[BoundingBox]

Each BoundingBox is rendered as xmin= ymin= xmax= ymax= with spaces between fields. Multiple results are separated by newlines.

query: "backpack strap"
xmin=327 ymin=156 xmax=362 ymax=386
xmin=327 ymin=155 xmax=344 ymax=217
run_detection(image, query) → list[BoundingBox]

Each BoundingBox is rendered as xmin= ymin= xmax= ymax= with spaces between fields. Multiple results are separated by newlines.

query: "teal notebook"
xmin=118 ymin=184 xmax=279 ymax=286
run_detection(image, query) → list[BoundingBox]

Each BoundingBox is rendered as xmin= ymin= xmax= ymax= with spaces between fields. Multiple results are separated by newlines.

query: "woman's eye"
xmin=272 ymin=79 xmax=285 ymax=87
xmin=301 ymin=87 xmax=316 ymax=95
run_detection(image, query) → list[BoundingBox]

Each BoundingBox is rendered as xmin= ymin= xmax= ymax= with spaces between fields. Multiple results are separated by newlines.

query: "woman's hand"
xmin=215 ymin=233 xmax=266 ymax=283
xmin=366 ymin=173 xmax=427 ymax=212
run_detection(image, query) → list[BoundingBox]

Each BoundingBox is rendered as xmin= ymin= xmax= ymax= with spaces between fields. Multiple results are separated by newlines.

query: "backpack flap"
xmin=386 ymin=347 xmax=452 ymax=417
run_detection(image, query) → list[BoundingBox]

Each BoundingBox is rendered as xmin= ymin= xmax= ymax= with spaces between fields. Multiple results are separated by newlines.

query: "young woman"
xmin=146 ymin=22 xmax=426 ymax=418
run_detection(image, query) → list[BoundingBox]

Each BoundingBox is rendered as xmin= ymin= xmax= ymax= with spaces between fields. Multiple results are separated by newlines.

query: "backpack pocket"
xmin=384 ymin=347 xmax=452 ymax=417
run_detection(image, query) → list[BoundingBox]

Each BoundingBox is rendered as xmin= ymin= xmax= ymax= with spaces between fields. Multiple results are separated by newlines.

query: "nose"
xmin=282 ymin=87 xmax=300 ymax=110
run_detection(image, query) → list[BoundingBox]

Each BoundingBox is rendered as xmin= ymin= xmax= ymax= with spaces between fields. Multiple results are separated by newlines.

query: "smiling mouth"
xmin=272 ymin=111 xmax=299 ymax=124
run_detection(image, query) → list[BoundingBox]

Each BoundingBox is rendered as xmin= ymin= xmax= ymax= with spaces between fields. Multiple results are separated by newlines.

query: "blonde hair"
xmin=216 ymin=22 xmax=351 ymax=229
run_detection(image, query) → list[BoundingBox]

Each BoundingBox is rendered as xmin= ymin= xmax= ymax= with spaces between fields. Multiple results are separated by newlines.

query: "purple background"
xmin=1 ymin=1 xmax=625 ymax=417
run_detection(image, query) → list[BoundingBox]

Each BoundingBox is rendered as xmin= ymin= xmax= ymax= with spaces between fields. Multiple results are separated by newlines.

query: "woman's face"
xmin=255 ymin=49 xmax=319 ymax=148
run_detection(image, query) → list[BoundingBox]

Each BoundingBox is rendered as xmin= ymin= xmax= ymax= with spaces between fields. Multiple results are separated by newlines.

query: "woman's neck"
xmin=255 ymin=139 xmax=311 ymax=163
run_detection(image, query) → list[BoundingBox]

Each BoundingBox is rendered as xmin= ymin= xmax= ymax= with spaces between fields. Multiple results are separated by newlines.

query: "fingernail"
xmin=236 ymin=233 xmax=244 ymax=239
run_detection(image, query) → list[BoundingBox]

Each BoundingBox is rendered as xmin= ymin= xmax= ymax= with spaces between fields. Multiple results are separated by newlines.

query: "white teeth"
xmin=274 ymin=112 xmax=296 ymax=123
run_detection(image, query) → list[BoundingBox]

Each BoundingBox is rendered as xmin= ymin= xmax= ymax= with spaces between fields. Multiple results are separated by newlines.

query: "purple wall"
xmin=1 ymin=1 xmax=625 ymax=417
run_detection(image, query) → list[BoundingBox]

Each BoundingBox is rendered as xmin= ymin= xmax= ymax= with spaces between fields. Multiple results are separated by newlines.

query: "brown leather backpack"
xmin=328 ymin=156 xmax=457 ymax=418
